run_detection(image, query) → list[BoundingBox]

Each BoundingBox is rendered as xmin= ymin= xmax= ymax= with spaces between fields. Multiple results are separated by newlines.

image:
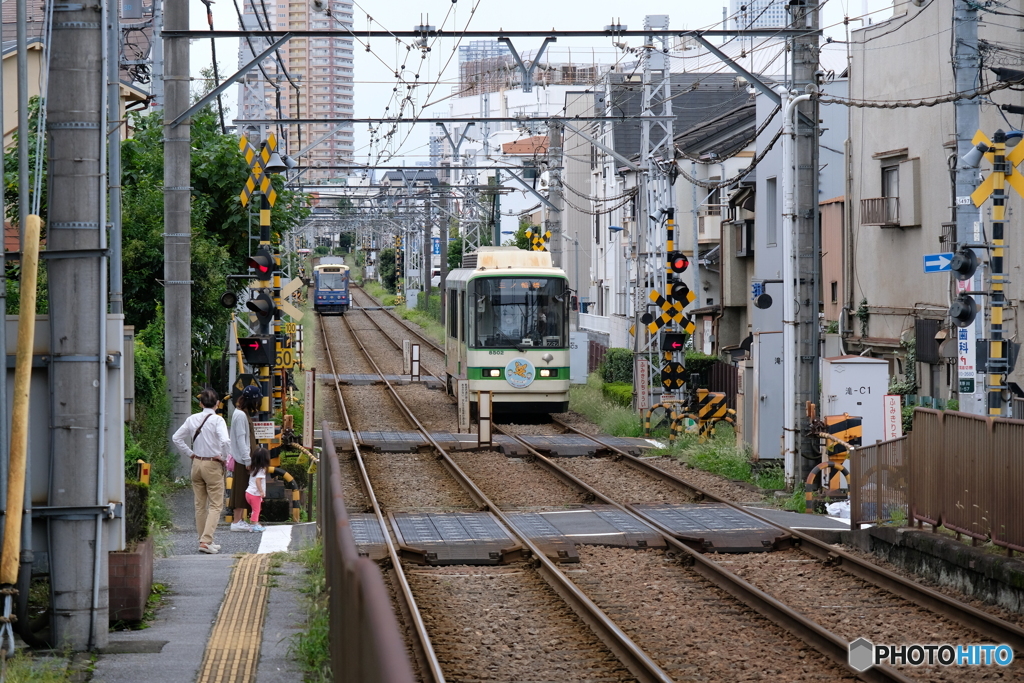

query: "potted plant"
xmin=108 ymin=481 xmax=154 ymax=623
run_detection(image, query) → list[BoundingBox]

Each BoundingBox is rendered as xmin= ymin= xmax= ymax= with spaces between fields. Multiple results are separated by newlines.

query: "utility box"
xmin=821 ymin=356 xmax=890 ymax=447
xmin=569 ymin=332 xmax=588 ymax=384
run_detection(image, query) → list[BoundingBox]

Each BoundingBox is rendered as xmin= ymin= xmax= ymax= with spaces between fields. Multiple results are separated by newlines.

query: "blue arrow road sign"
xmin=923 ymin=252 xmax=954 ymax=273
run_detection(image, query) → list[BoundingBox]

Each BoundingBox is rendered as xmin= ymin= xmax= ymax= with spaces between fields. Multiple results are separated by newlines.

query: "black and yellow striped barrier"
xmin=225 ymin=466 xmax=302 ymax=523
xmin=268 ymin=466 xmax=302 ymax=523
xmin=822 ymin=414 xmax=862 ymax=457
xmin=804 ymin=461 xmax=851 ymax=514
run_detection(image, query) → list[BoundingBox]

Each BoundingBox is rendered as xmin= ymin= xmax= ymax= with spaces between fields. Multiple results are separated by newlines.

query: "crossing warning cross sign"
xmin=239 ymin=133 xmax=279 ymax=207
xmin=646 ymin=289 xmax=696 ymax=334
xmin=525 ymin=226 xmax=551 ymax=251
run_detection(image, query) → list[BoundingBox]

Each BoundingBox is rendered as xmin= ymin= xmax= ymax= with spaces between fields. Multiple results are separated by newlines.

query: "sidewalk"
xmin=90 ymin=488 xmax=314 ymax=683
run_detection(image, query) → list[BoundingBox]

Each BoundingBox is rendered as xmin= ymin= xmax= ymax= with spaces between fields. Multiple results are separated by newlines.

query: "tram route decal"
xmin=505 ymin=358 xmax=535 ymax=388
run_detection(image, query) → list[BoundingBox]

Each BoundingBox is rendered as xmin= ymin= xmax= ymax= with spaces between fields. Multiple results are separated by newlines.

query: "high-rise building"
xmin=457 ymin=40 xmax=511 ymax=65
xmin=730 ymin=0 xmax=788 ymax=29
xmin=235 ymin=0 xmax=354 ymax=182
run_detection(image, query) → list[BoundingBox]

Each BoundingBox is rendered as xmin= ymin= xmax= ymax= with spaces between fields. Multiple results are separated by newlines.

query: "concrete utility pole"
xmin=952 ymin=0 xmax=984 ymax=416
xmin=789 ymin=1 xmax=821 ymax=484
xmin=423 ymin=195 xmax=431 ymax=299
xmin=547 ymin=122 xmax=564 ymax=268
xmin=46 ymin=0 xmax=108 ymax=648
xmin=164 ymin=0 xmax=192 ymax=472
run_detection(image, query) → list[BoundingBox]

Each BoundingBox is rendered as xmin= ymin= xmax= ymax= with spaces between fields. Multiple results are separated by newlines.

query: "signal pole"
xmin=952 ymin=0 xmax=984 ymax=415
xmin=790 ymin=0 xmax=821 ymax=484
xmin=164 ymin=0 xmax=192 ymax=473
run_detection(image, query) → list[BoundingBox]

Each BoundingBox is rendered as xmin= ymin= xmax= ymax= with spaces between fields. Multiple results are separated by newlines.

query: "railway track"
xmin=322 ymin=288 xmax=1024 ymax=681
xmin=313 ymin=307 xmax=897 ymax=679
xmin=318 ymin=311 xmax=661 ymax=682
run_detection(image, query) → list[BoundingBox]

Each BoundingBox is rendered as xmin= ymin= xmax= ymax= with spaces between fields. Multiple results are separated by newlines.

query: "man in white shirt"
xmin=172 ymin=388 xmax=231 ymax=554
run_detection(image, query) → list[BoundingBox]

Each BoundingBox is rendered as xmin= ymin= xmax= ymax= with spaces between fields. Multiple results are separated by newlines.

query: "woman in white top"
xmin=229 ymin=385 xmax=262 ymax=531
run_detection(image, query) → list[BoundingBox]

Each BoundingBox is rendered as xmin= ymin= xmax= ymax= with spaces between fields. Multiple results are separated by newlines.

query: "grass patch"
xmin=360 ymin=281 xmax=445 ymax=345
xmin=3 ymin=651 xmax=72 ymax=683
xmin=570 ymin=374 xmax=790 ymax=499
xmin=569 ymin=374 xmax=643 ymax=437
xmin=291 ymin=543 xmax=330 ymax=682
xmin=111 ymin=582 xmax=170 ymax=632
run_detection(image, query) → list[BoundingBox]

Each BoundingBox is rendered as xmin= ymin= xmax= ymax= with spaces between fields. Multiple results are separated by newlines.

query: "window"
xmin=467 ymin=277 xmax=567 ymax=349
xmin=830 ymin=281 xmax=838 ymax=304
xmin=882 ymin=165 xmax=899 ymax=223
xmin=448 ymin=289 xmax=458 ymax=337
xmin=766 ymin=177 xmax=777 ymax=246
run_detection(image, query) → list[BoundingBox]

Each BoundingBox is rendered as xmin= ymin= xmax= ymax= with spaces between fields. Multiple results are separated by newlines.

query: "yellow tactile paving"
xmin=196 ymin=554 xmax=272 ymax=683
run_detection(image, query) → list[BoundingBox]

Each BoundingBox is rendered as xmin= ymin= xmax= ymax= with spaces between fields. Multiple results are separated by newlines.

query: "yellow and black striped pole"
xmin=987 ymin=131 xmax=1008 ymax=416
xmin=258 ymin=191 xmax=273 ymax=419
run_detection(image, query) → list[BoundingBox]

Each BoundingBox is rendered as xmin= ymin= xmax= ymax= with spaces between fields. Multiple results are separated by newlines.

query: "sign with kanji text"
xmin=956 ymin=279 xmax=978 ymax=395
xmin=635 ymin=358 xmax=650 ymax=411
xmin=883 ymin=394 xmax=903 ymax=441
xmin=253 ymin=421 xmax=276 ymax=440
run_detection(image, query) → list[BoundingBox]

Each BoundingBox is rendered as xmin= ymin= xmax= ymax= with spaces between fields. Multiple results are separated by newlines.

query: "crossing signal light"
xmin=661 ymin=332 xmax=687 ymax=352
xmin=247 ymin=290 xmax=277 ymax=329
xmin=669 ymin=252 xmax=689 ymax=274
xmin=238 ymin=335 xmax=276 ymax=365
xmin=949 ymin=294 xmax=978 ymax=328
xmin=247 ymin=246 xmax=275 ymax=281
xmin=950 ymin=249 xmax=978 ymax=281
xmin=669 ymin=281 xmax=693 ymax=304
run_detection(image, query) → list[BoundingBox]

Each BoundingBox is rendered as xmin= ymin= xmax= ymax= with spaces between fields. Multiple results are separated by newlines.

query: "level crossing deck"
xmin=329 ymin=430 xmax=657 ymax=456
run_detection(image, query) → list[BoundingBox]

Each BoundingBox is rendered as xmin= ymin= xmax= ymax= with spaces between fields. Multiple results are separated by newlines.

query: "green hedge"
xmin=601 ymin=381 xmax=633 ymax=407
xmin=124 ymin=481 xmax=150 ymax=547
xmin=601 ymin=348 xmax=633 ymax=384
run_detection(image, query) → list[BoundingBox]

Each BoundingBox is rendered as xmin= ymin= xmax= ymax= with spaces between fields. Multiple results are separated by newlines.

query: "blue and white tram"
xmin=313 ymin=263 xmax=350 ymax=314
xmin=444 ymin=247 xmax=570 ymax=414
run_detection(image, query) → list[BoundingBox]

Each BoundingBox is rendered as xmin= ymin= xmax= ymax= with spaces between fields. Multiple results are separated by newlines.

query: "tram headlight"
xmin=484 ymin=368 xmax=501 ymax=378
xmin=539 ymin=369 xmax=556 ymax=378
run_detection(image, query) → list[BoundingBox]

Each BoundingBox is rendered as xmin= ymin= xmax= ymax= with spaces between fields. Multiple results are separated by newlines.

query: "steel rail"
xmin=350 ymin=287 xmax=445 ymax=358
xmin=339 ymin=312 xmax=673 ymax=683
xmin=549 ymin=417 xmax=1024 ymax=653
xmin=318 ymin=313 xmax=445 ymax=683
xmin=490 ymin=423 xmax=913 ymax=683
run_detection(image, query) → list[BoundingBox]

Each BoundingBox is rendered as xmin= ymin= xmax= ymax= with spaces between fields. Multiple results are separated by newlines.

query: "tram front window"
xmin=469 ymin=277 xmax=567 ymax=349
xmin=319 ymin=272 xmax=346 ymax=290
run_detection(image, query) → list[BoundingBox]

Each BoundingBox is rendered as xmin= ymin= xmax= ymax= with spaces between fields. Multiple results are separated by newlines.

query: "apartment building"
xmin=235 ymin=0 xmax=354 ymax=180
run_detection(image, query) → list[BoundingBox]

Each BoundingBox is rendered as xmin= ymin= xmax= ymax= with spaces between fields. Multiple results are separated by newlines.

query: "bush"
xmin=124 ymin=481 xmax=150 ymax=547
xmin=570 ymin=373 xmax=643 ymax=437
xmin=601 ymin=381 xmax=633 ymax=407
xmin=601 ymin=348 xmax=633 ymax=384
xmin=684 ymin=350 xmax=718 ymax=386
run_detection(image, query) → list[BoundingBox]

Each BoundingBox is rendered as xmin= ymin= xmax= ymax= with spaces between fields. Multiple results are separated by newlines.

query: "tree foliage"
xmin=378 ymin=248 xmax=397 ymax=293
xmin=120 ymin=106 xmax=310 ymax=388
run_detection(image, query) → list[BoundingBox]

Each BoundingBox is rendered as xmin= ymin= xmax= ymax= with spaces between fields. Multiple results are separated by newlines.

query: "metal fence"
xmin=706 ymin=361 xmax=739 ymax=411
xmin=849 ymin=435 xmax=908 ymax=527
xmin=588 ymin=340 xmax=608 ymax=375
xmin=908 ymin=409 xmax=1024 ymax=553
xmin=320 ymin=423 xmax=417 ymax=683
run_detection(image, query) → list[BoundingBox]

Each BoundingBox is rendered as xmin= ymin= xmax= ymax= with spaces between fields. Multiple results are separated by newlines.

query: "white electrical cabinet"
xmin=569 ymin=332 xmax=589 ymax=384
xmin=821 ymin=356 xmax=890 ymax=447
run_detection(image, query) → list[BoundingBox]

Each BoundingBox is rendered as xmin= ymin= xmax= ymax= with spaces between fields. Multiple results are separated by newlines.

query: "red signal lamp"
xmin=668 ymin=252 xmax=689 ymax=274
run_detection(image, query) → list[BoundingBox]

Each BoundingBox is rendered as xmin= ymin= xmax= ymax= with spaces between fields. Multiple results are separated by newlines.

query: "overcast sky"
xmin=188 ymin=0 xmax=894 ymax=168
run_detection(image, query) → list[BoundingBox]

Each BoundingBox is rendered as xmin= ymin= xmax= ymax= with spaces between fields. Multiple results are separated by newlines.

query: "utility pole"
xmin=164 ymin=0 xmax=192 ymax=472
xmin=46 ymin=0 xmax=109 ymax=648
xmin=790 ymin=1 xmax=821 ymax=485
xmin=633 ymin=14 xmax=678 ymax=409
xmin=547 ymin=122 xmax=563 ymax=268
xmin=952 ymin=0 xmax=984 ymax=415
xmin=151 ymin=0 xmax=164 ymax=110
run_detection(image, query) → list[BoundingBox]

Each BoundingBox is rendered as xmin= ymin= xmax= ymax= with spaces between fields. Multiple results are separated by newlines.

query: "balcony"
xmin=860 ymin=197 xmax=900 ymax=227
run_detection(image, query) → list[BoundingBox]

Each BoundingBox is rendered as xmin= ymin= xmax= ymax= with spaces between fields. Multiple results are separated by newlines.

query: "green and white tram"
xmin=444 ymin=247 xmax=570 ymax=414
